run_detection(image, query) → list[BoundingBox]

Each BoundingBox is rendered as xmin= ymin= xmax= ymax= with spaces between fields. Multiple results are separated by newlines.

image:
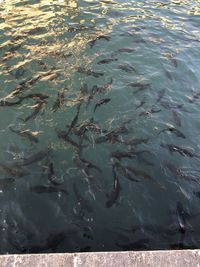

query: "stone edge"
xmin=0 ymin=250 xmax=199 ymax=267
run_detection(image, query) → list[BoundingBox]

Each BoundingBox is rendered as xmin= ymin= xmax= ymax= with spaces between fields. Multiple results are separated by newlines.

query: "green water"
xmin=0 ymin=0 xmax=200 ymax=253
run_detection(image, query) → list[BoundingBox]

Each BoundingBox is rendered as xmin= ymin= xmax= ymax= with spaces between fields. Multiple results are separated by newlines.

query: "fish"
xmin=136 ymin=98 xmax=146 ymax=109
xmin=10 ymin=69 xmax=56 ymax=97
xmin=9 ymin=127 xmax=39 ymax=143
xmin=106 ymin=164 xmax=121 ymax=208
xmin=66 ymin=103 xmax=82 ymax=135
xmin=0 ymin=164 xmax=29 ymax=178
xmin=127 ymin=166 xmax=165 ymax=189
xmin=127 ymin=82 xmax=151 ymax=94
xmin=165 ymin=70 xmax=173 ymax=80
xmin=94 ymin=98 xmax=111 ymax=112
xmin=165 ymin=162 xmax=199 ymax=182
xmin=20 ymin=93 xmax=49 ymax=101
xmin=114 ymin=162 xmax=139 ymax=183
xmin=77 ymin=67 xmax=104 ymax=78
xmin=88 ymin=35 xmax=110 ymax=48
xmin=21 ymin=100 xmax=46 ymax=122
xmin=57 ymin=130 xmax=86 ymax=150
xmin=118 ymin=63 xmax=137 ymax=73
xmin=73 ymin=183 xmax=93 ymax=213
xmin=95 ymin=120 xmax=132 ymax=145
xmin=163 ymin=53 xmax=178 ymax=67
xmin=111 ymin=149 xmax=151 ymax=160
xmin=97 ymin=58 xmax=118 ymax=65
xmin=0 ymin=178 xmax=15 ymax=191
xmin=0 ymin=98 xmax=23 ymax=107
xmin=121 ymin=138 xmax=149 ymax=146
xmin=73 ymin=120 xmax=102 ymax=137
xmin=17 ymin=148 xmax=50 ymax=166
xmin=10 ymin=232 xmax=67 ymax=253
xmin=172 ymin=110 xmax=181 ymax=127
xmin=156 ymin=89 xmax=165 ymax=103
xmin=52 ymin=89 xmax=65 ymax=112
xmin=161 ymin=143 xmax=199 ymax=158
xmin=117 ymin=48 xmax=135 ymax=53
xmin=79 ymin=157 xmax=102 ymax=174
xmin=12 ymin=66 xmax=25 ymax=79
xmin=160 ymin=101 xmax=185 ymax=111
xmin=30 ymin=185 xmax=68 ymax=195
xmin=47 ymin=162 xmax=61 ymax=186
xmin=176 ymin=201 xmax=187 ymax=234
xmin=139 ymin=106 xmax=161 ymax=116
xmin=158 ymin=126 xmax=186 ymax=139
xmin=186 ymin=92 xmax=200 ymax=103
xmin=89 ymin=79 xmax=113 ymax=103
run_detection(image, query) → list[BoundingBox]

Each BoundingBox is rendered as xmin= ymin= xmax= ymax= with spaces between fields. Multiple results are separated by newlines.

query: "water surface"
xmin=0 ymin=0 xmax=200 ymax=253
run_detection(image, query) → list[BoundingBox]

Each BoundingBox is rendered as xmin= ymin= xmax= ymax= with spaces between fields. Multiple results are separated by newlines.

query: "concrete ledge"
xmin=0 ymin=250 xmax=199 ymax=267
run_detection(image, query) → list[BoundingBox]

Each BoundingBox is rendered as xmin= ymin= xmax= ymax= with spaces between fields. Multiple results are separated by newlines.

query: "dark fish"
xmin=127 ymin=82 xmax=151 ymax=94
xmin=193 ymin=191 xmax=200 ymax=199
xmin=111 ymin=149 xmax=151 ymax=160
xmin=52 ymin=89 xmax=65 ymax=112
xmin=17 ymin=148 xmax=50 ymax=166
xmin=0 ymin=178 xmax=15 ymax=191
xmin=20 ymin=93 xmax=49 ymax=101
xmin=156 ymin=89 xmax=165 ymax=103
xmin=97 ymin=58 xmax=118 ymax=65
xmin=79 ymin=157 xmax=101 ymax=174
xmin=10 ymin=69 xmax=56 ymax=97
xmin=73 ymin=154 xmax=91 ymax=177
xmin=73 ymin=120 xmax=102 ymax=137
xmin=0 ymin=164 xmax=29 ymax=178
xmin=114 ymin=162 xmax=139 ymax=183
xmin=118 ymin=63 xmax=137 ymax=73
xmin=139 ymin=107 xmax=161 ymax=116
xmin=22 ymin=27 xmax=44 ymax=35
xmin=89 ymin=79 xmax=113 ymax=103
xmin=136 ymin=98 xmax=146 ymax=109
xmin=116 ymin=238 xmax=149 ymax=250
xmin=25 ymin=232 xmax=67 ymax=253
xmin=127 ymin=166 xmax=165 ymax=189
xmin=73 ymin=183 xmax=93 ymax=213
xmin=77 ymin=67 xmax=104 ymax=78
xmin=9 ymin=127 xmax=39 ymax=143
xmin=117 ymin=48 xmax=135 ymax=53
xmin=121 ymin=138 xmax=149 ymax=146
xmin=94 ymin=120 xmax=132 ymax=145
xmin=160 ymin=101 xmax=185 ymax=110
xmin=47 ymin=162 xmax=61 ymax=186
xmin=12 ymin=67 xmax=25 ymax=79
xmin=176 ymin=202 xmax=187 ymax=234
xmin=158 ymin=126 xmax=186 ymax=139
xmin=172 ymin=110 xmax=181 ymax=127
xmin=22 ymin=100 xmax=46 ymax=122
xmin=30 ymin=185 xmax=68 ymax=195
xmin=57 ymin=130 xmax=86 ymax=149
xmin=106 ymin=164 xmax=121 ymax=208
xmin=66 ymin=103 xmax=82 ymax=135
xmin=94 ymin=98 xmax=111 ymax=112
xmin=88 ymin=35 xmax=110 ymax=48
xmin=165 ymin=162 xmax=199 ymax=182
xmin=186 ymin=92 xmax=200 ymax=103
xmin=0 ymin=98 xmax=23 ymax=107
xmin=160 ymin=143 xmax=199 ymax=158
xmin=165 ymin=70 xmax=173 ymax=80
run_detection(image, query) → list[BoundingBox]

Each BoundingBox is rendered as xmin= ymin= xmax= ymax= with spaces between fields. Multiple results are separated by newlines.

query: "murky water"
xmin=0 ymin=0 xmax=200 ymax=253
